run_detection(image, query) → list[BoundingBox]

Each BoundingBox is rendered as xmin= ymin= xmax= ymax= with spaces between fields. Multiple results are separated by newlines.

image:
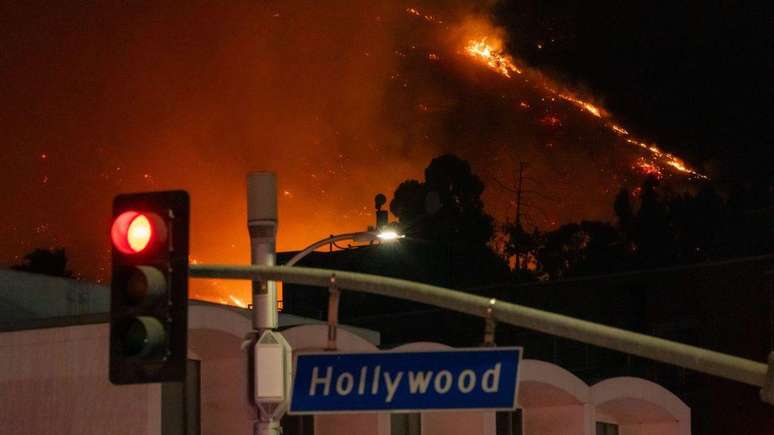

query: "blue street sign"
xmin=289 ymin=347 xmax=521 ymax=414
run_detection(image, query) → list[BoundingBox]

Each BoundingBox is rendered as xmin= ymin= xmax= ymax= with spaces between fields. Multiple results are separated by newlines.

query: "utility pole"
xmin=246 ymin=172 xmax=291 ymax=435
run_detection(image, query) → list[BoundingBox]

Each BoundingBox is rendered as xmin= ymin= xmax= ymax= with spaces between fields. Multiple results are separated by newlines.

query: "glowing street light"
xmin=284 ymin=193 xmax=403 ymax=267
xmin=376 ymin=230 xmax=404 ymax=241
xmin=284 ymin=230 xmax=403 ymax=267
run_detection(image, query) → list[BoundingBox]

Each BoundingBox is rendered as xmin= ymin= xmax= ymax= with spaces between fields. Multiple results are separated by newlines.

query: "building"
xmin=1 ymin=268 xmax=692 ymax=434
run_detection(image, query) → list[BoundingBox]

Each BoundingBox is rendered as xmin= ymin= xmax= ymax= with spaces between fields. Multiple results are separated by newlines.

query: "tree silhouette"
xmin=12 ymin=248 xmax=73 ymax=278
xmin=388 ymin=154 xmax=511 ymax=288
xmin=538 ymin=175 xmax=773 ymax=280
xmin=632 ymin=176 xmax=676 ymax=267
xmin=390 ymin=154 xmax=494 ymax=246
xmin=390 ymin=179 xmax=426 ymax=226
xmin=532 ymin=220 xmax=623 ymax=279
xmin=389 ymin=155 xmax=771 ymax=283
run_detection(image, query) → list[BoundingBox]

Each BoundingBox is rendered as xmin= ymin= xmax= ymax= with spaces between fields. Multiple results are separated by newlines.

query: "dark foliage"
xmin=390 ymin=154 xmax=494 ymax=246
xmin=12 ymin=248 xmax=73 ymax=278
xmin=389 ymin=154 xmax=511 ymax=288
xmin=529 ymin=176 xmax=773 ymax=279
xmin=390 ymin=155 xmax=772 ymax=284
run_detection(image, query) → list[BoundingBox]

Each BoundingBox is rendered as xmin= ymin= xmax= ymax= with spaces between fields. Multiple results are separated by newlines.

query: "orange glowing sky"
xmin=0 ymin=2 xmax=706 ymax=304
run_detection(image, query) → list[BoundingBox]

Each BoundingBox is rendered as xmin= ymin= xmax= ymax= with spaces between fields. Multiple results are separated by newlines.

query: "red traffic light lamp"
xmin=110 ymin=211 xmax=167 ymax=255
xmin=109 ymin=190 xmax=189 ymax=385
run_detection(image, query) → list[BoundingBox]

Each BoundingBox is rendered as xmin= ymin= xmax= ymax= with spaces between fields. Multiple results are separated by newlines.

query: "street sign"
xmin=289 ymin=347 xmax=521 ymax=414
xmin=254 ymin=330 xmax=292 ymax=406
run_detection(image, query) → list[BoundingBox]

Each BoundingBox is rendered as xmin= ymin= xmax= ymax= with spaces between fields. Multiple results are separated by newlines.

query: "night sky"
xmin=1 ymin=1 xmax=771 ymax=302
xmin=494 ymin=0 xmax=774 ymax=178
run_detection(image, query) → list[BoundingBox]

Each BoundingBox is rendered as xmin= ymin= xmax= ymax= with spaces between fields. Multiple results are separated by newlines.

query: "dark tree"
xmin=390 ymin=154 xmax=494 ymax=246
xmin=12 ymin=248 xmax=73 ymax=278
xmin=632 ymin=177 xmax=676 ymax=267
xmin=533 ymin=220 xmax=623 ymax=279
xmin=388 ymin=154 xmax=511 ymax=289
xmin=390 ymin=179 xmax=426 ymax=226
xmin=389 ymin=157 xmax=771 ymax=284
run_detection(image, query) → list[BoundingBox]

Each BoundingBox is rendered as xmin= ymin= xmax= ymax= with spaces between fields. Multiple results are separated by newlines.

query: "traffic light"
xmin=109 ymin=190 xmax=190 ymax=385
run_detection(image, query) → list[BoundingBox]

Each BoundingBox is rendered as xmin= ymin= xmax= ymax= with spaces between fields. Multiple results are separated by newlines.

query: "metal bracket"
xmin=482 ymin=298 xmax=497 ymax=347
xmin=242 ymin=331 xmax=258 ymax=351
xmin=326 ymin=274 xmax=340 ymax=351
xmin=760 ymin=351 xmax=774 ymax=405
xmin=255 ymin=419 xmax=281 ymax=435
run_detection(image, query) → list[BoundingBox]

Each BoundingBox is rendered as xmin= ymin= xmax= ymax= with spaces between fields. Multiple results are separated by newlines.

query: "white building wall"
xmin=0 ymin=307 xmax=384 ymax=435
xmin=186 ymin=305 xmax=255 ymax=435
xmin=198 ymin=356 xmax=251 ymax=434
xmin=591 ymin=377 xmax=690 ymax=435
xmin=523 ymin=404 xmax=591 ymax=435
xmin=0 ymin=306 xmax=692 ymax=435
xmin=315 ymin=414 xmax=389 ymax=435
xmin=422 ymin=410 xmax=490 ymax=435
xmin=0 ymin=324 xmax=160 ymax=435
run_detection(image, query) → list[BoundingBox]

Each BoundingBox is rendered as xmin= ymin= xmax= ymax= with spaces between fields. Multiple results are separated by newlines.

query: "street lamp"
xmin=376 ymin=230 xmax=402 ymax=241
xmin=285 ymin=193 xmax=404 ymax=266
xmin=284 ymin=230 xmax=403 ymax=267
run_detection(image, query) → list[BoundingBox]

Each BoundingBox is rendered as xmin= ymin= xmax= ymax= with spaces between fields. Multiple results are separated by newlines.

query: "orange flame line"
xmin=460 ymin=36 xmax=707 ymax=179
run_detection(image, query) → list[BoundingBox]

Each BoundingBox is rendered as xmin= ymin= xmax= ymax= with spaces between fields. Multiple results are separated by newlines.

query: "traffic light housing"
xmin=109 ymin=190 xmax=190 ymax=385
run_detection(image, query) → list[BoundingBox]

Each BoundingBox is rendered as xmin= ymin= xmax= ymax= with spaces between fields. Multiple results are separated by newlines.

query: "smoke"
xmin=0 ymin=1 xmax=695 ymax=302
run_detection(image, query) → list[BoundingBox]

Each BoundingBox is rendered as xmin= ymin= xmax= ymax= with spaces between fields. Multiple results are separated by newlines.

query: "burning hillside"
xmin=385 ymin=6 xmax=705 ymax=226
xmin=461 ymin=34 xmax=705 ymax=180
xmin=0 ymin=1 xmax=707 ymax=305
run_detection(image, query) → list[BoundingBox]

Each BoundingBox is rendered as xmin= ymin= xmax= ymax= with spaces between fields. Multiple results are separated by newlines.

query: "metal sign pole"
xmin=246 ymin=173 xmax=290 ymax=435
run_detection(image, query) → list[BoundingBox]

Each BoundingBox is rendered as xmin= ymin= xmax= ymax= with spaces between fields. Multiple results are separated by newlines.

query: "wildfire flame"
xmin=557 ymin=94 xmax=603 ymax=118
xmin=464 ymin=38 xmax=522 ymax=78
xmin=634 ymin=157 xmax=663 ymax=179
xmin=460 ymin=35 xmax=707 ymax=179
xmin=405 ymin=7 xmax=443 ymax=24
xmin=610 ymin=124 xmax=630 ymax=135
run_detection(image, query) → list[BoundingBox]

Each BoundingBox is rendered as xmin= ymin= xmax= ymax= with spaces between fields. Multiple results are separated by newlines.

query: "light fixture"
xmin=376 ymin=230 xmax=404 ymax=241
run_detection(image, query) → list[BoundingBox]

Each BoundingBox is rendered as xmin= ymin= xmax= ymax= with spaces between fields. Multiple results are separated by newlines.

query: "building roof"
xmin=0 ymin=269 xmax=379 ymax=344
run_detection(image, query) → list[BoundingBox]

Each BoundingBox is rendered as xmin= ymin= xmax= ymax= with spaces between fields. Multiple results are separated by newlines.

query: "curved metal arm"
xmin=190 ymin=263 xmax=769 ymax=391
xmin=284 ymin=232 xmax=379 ymax=266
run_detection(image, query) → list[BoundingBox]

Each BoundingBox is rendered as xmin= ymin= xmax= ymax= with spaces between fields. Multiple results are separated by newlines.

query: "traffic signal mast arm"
xmin=190 ymin=263 xmax=774 ymax=404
